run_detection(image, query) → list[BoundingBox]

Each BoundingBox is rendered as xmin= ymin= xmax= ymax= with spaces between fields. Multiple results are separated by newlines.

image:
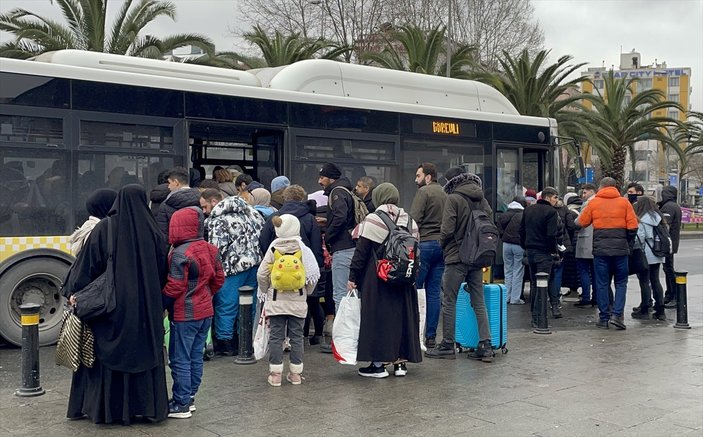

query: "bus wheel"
xmin=0 ymin=257 xmax=70 ymax=346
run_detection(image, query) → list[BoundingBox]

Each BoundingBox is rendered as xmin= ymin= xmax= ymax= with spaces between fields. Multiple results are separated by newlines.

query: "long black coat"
xmin=349 ymin=236 xmax=422 ymax=363
xmin=62 ymin=184 xmax=169 ymax=423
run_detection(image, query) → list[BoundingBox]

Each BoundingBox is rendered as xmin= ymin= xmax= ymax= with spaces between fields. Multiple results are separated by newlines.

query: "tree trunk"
xmin=609 ymin=144 xmax=627 ymax=187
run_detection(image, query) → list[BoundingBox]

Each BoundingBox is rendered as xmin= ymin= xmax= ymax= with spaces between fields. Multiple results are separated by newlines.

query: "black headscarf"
xmin=86 ymin=188 xmax=117 ymax=219
xmin=64 ymin=184 xmax=168 ymax=373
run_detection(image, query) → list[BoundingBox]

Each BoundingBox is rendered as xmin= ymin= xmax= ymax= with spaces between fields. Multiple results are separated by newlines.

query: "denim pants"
xmin=268 ymin=315 xmax=304 ymax=366
xmin=576 ymin=258 xmax=593 ymax=302
xmin=502 ymin=243 xmax=525 ymax=303
xmin=331 ymin=247 xmax=355 ymax=312
xmin=416 ymin=240 xmax=445 ymax=338
xmin=527 ymin=250 xmax=558 ymax=311
xmin=441 ymin=263 xmax=490 ymax=344
xmin=169 ymin=318 xmax=211 ymax=407
xmin=213 ymin=267 xmax=258 ymax=340
xmin=593 ymin=255 xmax=628 ymax=320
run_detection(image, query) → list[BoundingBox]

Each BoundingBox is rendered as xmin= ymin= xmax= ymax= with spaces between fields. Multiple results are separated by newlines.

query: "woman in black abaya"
xmin=62 ymin=184 xmax=169 ymax=424
xmin=348 ymin=183 xmax=422 ymax=379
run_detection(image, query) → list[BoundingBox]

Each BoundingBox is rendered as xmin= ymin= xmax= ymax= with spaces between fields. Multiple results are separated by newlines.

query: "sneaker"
xmin=424 ymin=342 xmax=456 ymax=360
xmin=168 ymin=400 xmax=192 ymax=419
xmin=283 ymin=337 xmax=291 ymax=352
xmin=509 ymin=299 xmax=526 ymax=305
xmin=268 ymin=372 xmax=282 ymax=387
xmin=595 ymin=319 xmax=609 ymax=329
xmin=609 ymin=315 xmax=626 ymax=330
xmin=319 ymin=343 xmax=333 ymax=354
xmin=308 ymin=335 xmax=320 ymax=346
xmin=425 ymin=336 xmax=436 ymax=348
xmin=664 ymin=300 xmax=677 ymax=309
xmin=468 ymin=340 xmax=495 ymax=363
xmin=551 ymin=304 xmax=563 ymax=319
xmin=632 ymin=304 xmax=654 ymax=313
xmin=631 ymin=310 xmax=650 ymax=319
xmin=653 ymin=312 xmax=667 ymax=321
xmin=574 ymin=300 xmax=592 ymax=308
xmin=286 ymin=372 xmax=303 ymax=385
xmin=188 ymin=397 xmax=196 ymax=412
xmin=358 ymin=363 xmax=389 ymax=378
xmin=393 ymin=362 xmax=408 ymax=377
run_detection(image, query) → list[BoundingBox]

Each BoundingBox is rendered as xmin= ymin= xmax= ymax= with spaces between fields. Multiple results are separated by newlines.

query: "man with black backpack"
xmin=425 ymin=167 xmax=495 ymax=362
xmin=318 ymin=163 xmax=367 ymax=312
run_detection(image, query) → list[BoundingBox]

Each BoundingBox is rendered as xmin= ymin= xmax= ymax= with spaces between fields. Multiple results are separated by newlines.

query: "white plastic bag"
xmin=253 ymin=307 xmax=269 ymax=361
xmin=417 ymin=288 xmax=427 ymax=352
xmin=332 ymin=289 xmax=360 ymax=365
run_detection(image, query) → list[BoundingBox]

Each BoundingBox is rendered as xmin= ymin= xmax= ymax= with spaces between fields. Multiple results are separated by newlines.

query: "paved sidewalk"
xmin=1 ymin=276 xmax=702 ymax=437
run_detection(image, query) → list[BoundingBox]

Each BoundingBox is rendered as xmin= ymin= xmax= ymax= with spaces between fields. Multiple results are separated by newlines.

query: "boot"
xmin=268 ymin=363 xmax=283 ymax=387
xmin=468 ymin=340 xmax=495 ymax=363
xmin=551 ymin=304 xmax=563 ymax=319
xmin=287 ymin=363 xmax=303 ymax=385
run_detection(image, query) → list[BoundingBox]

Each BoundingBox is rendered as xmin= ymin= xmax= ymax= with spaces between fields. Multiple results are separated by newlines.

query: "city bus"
xmin=0 ymin=50 xmax=558 ymax=346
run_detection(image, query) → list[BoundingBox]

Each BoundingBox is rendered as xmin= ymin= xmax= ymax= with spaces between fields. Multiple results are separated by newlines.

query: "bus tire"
xmin=0 ymin=257 xmax=70 ymax=347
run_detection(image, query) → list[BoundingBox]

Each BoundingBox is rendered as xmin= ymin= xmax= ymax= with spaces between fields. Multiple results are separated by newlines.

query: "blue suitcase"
xmin=455 ymin=283 xmax=508 ymax=353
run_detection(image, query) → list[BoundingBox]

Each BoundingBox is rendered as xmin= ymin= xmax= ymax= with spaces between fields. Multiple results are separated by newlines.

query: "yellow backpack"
xmin=271 ymin=249 xmax=306 ymax=297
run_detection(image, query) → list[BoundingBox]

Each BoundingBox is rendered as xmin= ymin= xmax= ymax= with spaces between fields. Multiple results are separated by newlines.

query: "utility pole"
xmin=446 ymin=1 xmax=452 ymax=78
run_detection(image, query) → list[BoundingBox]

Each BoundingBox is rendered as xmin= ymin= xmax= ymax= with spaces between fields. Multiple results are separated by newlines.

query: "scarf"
xmin=69 ymin=216 xmax=101 ymax=255
xmin=353 ymin=204 xmax=419 ymax=244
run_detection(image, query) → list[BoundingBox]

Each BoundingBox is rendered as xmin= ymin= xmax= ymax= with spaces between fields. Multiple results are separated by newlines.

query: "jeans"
xmin=576 ymin=258 xmax=593 ymax=302
xmin=552 ymin=261 xmax=564 ymax=296
xmin=663 ymin=254 xmax=676 ymax=301
xmin=416 ymin=240 xmax=445 ymax=338
xmin=268 ymin=315 xmax=304 ymax=366
xmin=331 ymin=247 xmax=355 ymax=312
xmin=637 ymin=263 xmax=664 ymax=312
xmin=441 ymin=263 xmax=490 ymax=344
xmin=593 ymin=255 xmax=629 ymax=320
xmin=169 ymin=318 xmax=211 ymax=407
xmin=527 ymin=250 xmax=558 ymax=312
xmin=502 ymin=243 xmax=525 ymax=303
xmin=213 ymin=267 xmax=258 ymax=340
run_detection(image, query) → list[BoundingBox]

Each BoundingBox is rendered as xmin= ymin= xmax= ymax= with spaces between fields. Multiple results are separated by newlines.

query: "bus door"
xmin=188 ymin=121 xmax=284 ymax=187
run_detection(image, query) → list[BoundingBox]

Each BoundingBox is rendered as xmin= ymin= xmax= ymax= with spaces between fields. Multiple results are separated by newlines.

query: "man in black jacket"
xmin=520 ymin=187 xmax=563 ymax=321
xmin=318 ymin=163 xmax=357 ymax=312
xmin=156 ymin=166 xmax=201 ymax=241
xmin=658 ymin=186 xmax=682 ymax=306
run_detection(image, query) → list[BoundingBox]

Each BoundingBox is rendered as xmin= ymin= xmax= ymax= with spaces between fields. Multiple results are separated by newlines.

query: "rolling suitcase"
xmin=455 ymin=283 xmax=508 ymax=354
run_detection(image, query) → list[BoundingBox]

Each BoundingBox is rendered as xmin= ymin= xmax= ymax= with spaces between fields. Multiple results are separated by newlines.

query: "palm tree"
xmin=240 ymin=24 xmax=351 ymax=68
xmin=677 ymin=111 xmax=703 ymax=155
xmin=0 ymin=0 xmax=214 ymax=59
xmin=360 ymin=25 xmax=477 ymax=79
xmin=581 ymin=70 xmax=683 ymax=185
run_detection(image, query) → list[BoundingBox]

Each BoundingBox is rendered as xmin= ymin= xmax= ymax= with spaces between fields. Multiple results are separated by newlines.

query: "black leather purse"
xmin=74 ymin=219 xmax=116 ymax=321
xmin=628 ymin=237 xmax=648 ymax=276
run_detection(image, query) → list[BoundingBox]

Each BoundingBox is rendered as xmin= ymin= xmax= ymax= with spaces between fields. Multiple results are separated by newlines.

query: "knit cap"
xmin=272 ymin=214 xmax=300 ymax=238
xmin=319 ymin=163 xmax=341 ymax=179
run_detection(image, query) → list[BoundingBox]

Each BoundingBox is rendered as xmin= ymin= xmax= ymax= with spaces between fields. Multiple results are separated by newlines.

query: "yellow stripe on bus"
xmin=0 ymin=236 xmax=72 ymax=262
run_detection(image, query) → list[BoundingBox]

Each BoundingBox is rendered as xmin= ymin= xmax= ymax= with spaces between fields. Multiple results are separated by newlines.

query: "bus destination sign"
xmin=412 ymin=119 xmax=477 ymax=137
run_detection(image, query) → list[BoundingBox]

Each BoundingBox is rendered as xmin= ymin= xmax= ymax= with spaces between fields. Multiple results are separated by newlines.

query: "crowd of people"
xmin=61 ymin=161 xmax=683 ymax=425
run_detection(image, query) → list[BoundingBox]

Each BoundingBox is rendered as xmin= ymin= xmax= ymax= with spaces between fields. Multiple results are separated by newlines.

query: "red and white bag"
xmin=332 ymin=289 xmax=360 ymax=365
xmin=417 ymin=288 xmax=427 ymax=352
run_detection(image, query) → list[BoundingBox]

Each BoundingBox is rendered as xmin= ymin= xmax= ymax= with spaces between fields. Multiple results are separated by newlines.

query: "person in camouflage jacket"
xmin=205 ymin=195 xmax=265 ymax=355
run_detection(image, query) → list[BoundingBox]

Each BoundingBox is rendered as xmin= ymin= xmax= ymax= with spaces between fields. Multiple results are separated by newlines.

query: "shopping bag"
xmin=56 ymin=306 xmax=94 ymax=371
xmin=253 ymin=308 xmax=270 ymax=361
xmin=417 ymin=288 xmax=427 ymax=352
xmin=332 ymin=289 xmax=360 ymax=365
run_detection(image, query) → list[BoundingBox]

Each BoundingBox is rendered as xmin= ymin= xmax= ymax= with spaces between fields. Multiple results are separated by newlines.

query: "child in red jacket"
xmin=163 ymin=207 xmax=224 ymax=418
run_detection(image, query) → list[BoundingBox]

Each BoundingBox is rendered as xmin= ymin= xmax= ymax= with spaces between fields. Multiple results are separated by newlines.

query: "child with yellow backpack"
xmin=257 ymin=214 xmax=320 ymax=386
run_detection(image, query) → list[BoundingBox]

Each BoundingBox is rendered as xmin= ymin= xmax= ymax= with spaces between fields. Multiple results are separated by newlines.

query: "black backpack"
xmin=375 ymin=210 xmax=420 ymax=285
xmin=455 ymin=193 xmax=500 ymax=269
xmin=646 ymin=219 xmax=672 ymax=258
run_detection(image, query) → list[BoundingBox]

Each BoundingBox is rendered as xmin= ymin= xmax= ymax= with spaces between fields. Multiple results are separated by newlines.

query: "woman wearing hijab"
xmin=251 ymin=187 xmax=276 ymax=218
xmin=69 ymin=188 xmax=117 ymax=256
xmin=62 ymin=184 xmax=169 ymax=424
xmin=348 ymin=183 xmax=422 ymax=378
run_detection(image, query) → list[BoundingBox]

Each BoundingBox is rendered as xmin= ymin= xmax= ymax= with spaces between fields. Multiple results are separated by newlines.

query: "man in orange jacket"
xmin=577 ymin=177 xmax=638 ymax=330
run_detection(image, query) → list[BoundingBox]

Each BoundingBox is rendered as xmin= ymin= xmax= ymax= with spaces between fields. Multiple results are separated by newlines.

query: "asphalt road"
xmin=672 ymin=239 xmax=703 ymax=275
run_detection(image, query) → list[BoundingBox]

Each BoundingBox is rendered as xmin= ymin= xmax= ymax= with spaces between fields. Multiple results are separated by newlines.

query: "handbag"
xmin=331 ymin=289 xmax=360 ymax=365
xmin=74 ymin=218 xmax=116 ymax=321
xmin=253 ymin=307 xmax=270 ymax=361
xmin=628 ymin=237 xmax=648 ymax=276
xmin=55 ymin=306 xmax=95 ymax=371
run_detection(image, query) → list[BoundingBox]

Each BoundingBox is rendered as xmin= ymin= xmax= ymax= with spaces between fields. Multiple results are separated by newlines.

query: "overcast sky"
xmin=1 ymin=0 xmax=702 ymax=111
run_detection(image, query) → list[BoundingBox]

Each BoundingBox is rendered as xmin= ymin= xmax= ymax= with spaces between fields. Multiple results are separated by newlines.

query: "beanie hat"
xmin=271 ymin=175 xmax=290 ymax=193
xmin=272 ymin=214 xmax=300 ymax=238
xmin=444 ymin=166 xmax=465 ymax=182
xmin=319 ymin=163 xmax=341 ymax=179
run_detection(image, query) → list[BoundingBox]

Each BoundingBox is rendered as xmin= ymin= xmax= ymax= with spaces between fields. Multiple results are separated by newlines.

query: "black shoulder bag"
xmin=74 ymin=218 xmax=116 ymax=321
